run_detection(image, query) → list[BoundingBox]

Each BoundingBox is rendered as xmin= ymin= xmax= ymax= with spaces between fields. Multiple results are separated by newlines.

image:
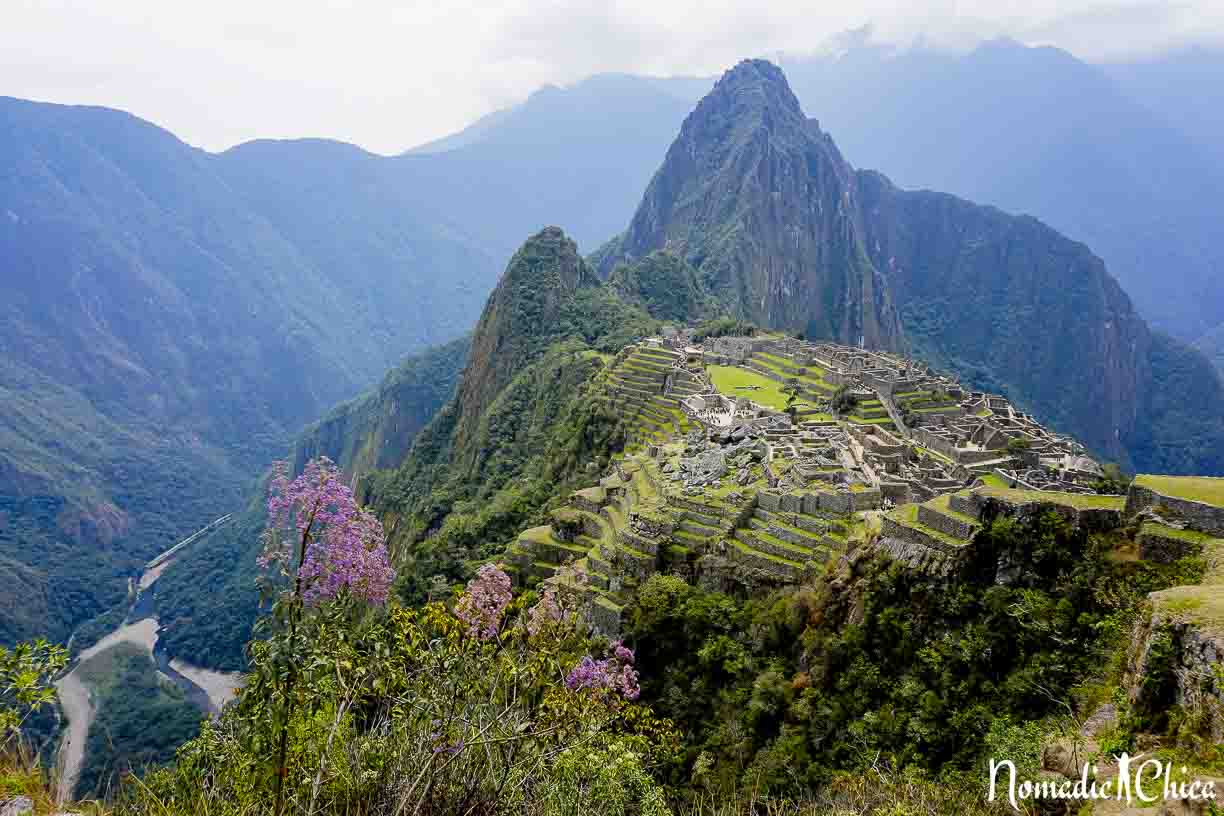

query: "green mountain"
xmin=154 ymin=229 xmax=675 ymax=668
xmin=361 ymin=228 xmax=663 ymax=598
xmin=598 ymin=61 xmax=901 ymax=349
xmin=599 ymin=59 xmax=1224 ymax=476
xmin=0 ymin=96 xmax=497 ymax=644
xmin=606 ymin=251 xmax=718 ymax=323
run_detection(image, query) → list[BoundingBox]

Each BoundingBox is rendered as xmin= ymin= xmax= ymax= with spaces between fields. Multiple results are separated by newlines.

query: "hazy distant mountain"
xmin=1102 ymin=46 xmax=1224 ymax=172
xmin=1198 ymin=322 xmax=1224 ymax=375
xmin=391 ymin=73 xmax=702 ymax=257
xmin=774 ymin=39 xmax=1224 ymax=341
xmin=415 ymin=40 xmax=1224 ymax=342
xmin=0 ymin=98 xmax=496 ymax=643
xmin=598 ymin=59 xmax=1224 ymax=474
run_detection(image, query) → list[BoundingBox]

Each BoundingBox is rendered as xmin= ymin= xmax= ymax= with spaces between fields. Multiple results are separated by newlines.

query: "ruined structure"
xmin=494 ymin=334 xmax=1153 ymax=632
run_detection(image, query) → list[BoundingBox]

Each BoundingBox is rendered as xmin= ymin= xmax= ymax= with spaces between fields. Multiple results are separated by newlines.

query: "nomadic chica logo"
xmin=988 ymin=754 xmax=1217 ymax=809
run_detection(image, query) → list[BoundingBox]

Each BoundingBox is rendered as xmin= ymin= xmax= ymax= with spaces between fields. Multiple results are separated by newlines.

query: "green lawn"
xmin=708 ymin=365 xmax=795 ymax=411
xmin=1135 ymin=475 xmax=1224 ymax=508
xmin=975 ymin=486 xmax=1125 ymax=511
xmin=1139 ymin=521 xmax=1216 ymax=545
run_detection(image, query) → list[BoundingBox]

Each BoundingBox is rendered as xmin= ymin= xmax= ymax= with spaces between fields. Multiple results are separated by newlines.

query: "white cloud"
xmin=1 ymin=0 xmax=1220 ymax=154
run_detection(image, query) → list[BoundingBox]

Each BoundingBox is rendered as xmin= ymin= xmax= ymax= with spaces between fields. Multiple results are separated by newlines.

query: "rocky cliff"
xmin=600 ymin=60 xmax=902 ymax=349
xmin=601 ymin=59 xmax=1223 ymax=472
xmin=854 ymin=171 xmax=1151 ymax=465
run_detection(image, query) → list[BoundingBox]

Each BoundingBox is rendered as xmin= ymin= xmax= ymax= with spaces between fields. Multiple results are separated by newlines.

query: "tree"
xmin=1006 ymin=437 xmax=1032 ymax=455
xmin=831 ymin=385 xmax=859 ymax=416
xmin=1093 ymin=462 xmax=1131 ymax=495
xmin=0 ymin=638 xmax=66 ymax=751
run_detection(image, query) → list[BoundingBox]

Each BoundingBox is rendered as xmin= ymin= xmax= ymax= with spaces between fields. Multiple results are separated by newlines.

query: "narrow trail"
xmin=54 ymin=514 xmax=235 ymax=804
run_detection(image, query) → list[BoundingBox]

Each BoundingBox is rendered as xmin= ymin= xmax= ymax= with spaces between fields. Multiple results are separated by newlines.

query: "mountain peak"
xmin=604 ymin=61 xmax=900 ymax=349
xmin=714 ymin=59 xmax=801 ymax=105
xmin=691 ymin=58 xmax=806 ymax=130
xmin=450 ymin=227 xmax=596 ymax=456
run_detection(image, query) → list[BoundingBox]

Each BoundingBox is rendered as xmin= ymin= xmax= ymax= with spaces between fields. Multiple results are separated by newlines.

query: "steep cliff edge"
xmin=854 ymin=171 xmax=1151 ymax=465
xmin=599 ymin=60 xmax=902 ymax=349
xmin=602 ymin=59 xmax=1224 ymax=474
xmin=363 ymin=228 xmax=658 ymax=594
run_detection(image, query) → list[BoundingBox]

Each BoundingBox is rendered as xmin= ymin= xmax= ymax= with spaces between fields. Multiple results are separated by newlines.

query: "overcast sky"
xmin=3 ymin=1 xmax=1221 ymax=154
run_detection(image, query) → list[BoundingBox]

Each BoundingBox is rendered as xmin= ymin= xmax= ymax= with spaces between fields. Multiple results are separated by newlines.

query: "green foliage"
xmin=0 ymin=638 xmax=66 ymax=748
xmin=1129 ymin=332 xmax=1224 ymax=476
xmin=0 ymin=356 xmax=256 ymax=646
xmin=153 ymin=494 xmax=268 ymax=671
xmin=363 ymin=236 xmax=657 ymax=602
xmin=691 ymin=318 xmax=757 ymax=342
xmin=369 ymin=344 xmax=628 ymax=604
xmin=608 ymin=252 xmax=720 ymax=324
xmin=121 ymin=596 xmax=676 ymax=815
xmin=1093 ymin=463 xmax=1132 ymax=495
xmin=831 ymin=386 xmax=859 ymax=415
xmin=1005 ymin=437 xmax=1031 ymax=454
xmin=622 ymin=514 xmax=1203 ymax=797
xmin=74 ymin=644 xmax=203 ymax=799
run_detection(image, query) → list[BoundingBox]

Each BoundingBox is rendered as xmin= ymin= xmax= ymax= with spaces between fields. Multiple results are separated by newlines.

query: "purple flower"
xmin=564 ymin=641 xmax=640 ymax=700
xmin=455 ymin=565 xmax=512 ymax=639
xmin=261 ymin=458 xmax=395 ymax=606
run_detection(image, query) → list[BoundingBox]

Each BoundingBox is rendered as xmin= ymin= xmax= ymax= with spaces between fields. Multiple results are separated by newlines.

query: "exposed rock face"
xmin=601 ymin=58 xmax=1199 ymax=469
xmin=602 ymin=59 xmax=903 ymax=349
xmin=1126 ymin=609 xmax=1224 ymax=744
xmin=855 ymin=172 xmax=1152 ymax=465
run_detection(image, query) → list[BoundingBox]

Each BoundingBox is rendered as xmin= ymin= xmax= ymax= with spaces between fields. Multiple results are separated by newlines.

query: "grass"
xmin=974 ymin=485 xmax=1125 ymax=511
xmin=979 ymin=473 xmax=1008 ymax=489
xmin=519 ymin=525 xmax=559 ymax=545
xmin=1139 ymin=521 xmax=1217 ymax=546
xmin=750 ymin=515 xmax=826 ymax=545
xmin=729 ymin=537 xmax=803 ymax=569
xmin=847 ymin=415 xmax=894 ymax=426
xmin=708 ymin=365 xmax=795 ymax=411
xmin=741 ymin=527 xmax=820 ymax=558
xmin=1151 ymin=585 xmax=1224 ymax=634
xmin=748 ymin=355 xmax=836 ymax=392
xmin=1134 ymin=475 xmax=1224 ymax=508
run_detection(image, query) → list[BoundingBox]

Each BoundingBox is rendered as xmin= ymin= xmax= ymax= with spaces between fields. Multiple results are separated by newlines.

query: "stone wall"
xmin=878 ymin=481 xmax=912 ymax=505
xmin=969 ymin=494 xmax=1123 ymax=532
xmin=727 ymin=539 xmax=803 ymax=581
xmin=620 ymin=528 xmax=661 ymax=556
xmin=873 ymin=535 xmax=957 ymax=577
xmin=1127 ymin=485 xmax=1224 ymax=536
xmin=1126 ymin=610 xmax=1224 ymax=743
xmin=586 ymin=598 xmax=622 ymax=637
xmin=948 ymin=493 xmax=980 ymax=519
xmin=911 ymin=428 xmax=960 ymax=461
xmin=917 ymin=505 xmax=977 ymax=540
xmin=880 ymin=516 xmax=962 ymax=556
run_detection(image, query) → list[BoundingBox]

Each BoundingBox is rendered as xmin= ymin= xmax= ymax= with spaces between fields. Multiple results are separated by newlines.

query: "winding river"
xmin=54 ymin=515 xmax=245 ymax=803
